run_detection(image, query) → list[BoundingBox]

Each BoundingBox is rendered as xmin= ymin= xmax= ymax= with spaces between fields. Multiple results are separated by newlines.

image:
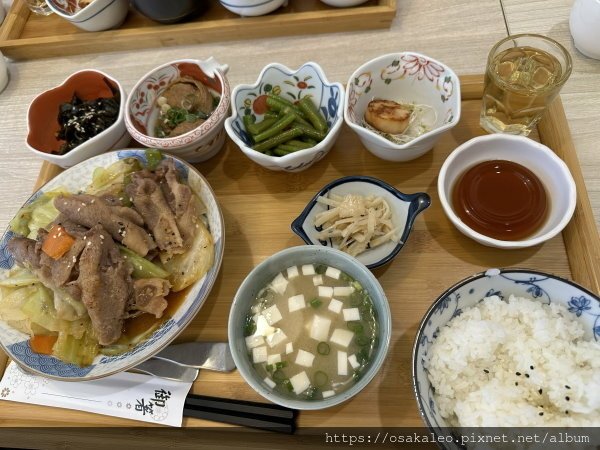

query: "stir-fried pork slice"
xmin=125 ymin=174 xmax=184 ymax=258
xmin=78 ymin=225 xmax=131 ymax=345
xmin=131 ymin=278 xmax=170 ymax=318
xmin=54 ymin=194 xmax=156 ymax=257
xmin=157 ymin=160 xmax=198 ymax=249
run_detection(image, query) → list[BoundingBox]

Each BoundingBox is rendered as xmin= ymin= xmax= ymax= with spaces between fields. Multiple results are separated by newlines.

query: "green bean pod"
xmin=286 ymin=140 xmax=312 ymax=149
xmin=253 ymin=127 xmax=304 ymax=152
xmin=295 ymin=122 xmax=327 ymax=141
xmin=242 ymin=114 xmax=255 ymax=132
xmin=266 ymin=94 xmax=306 ymax=118
xmin=254 ymin=113 xmax=296 ymax=143
xmin=298 ymin=96 xmax=328 ymax=133
xmin=250 ymin=117 xmax=278 ymax=135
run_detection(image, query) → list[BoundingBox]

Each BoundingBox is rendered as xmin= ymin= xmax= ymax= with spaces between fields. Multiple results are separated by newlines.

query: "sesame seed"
xmin=483 ymin=369 xmax=489 ymax=374
xmin=515 ymin=382 xmax=518 ymax=386
xmin=538 ymin=389 xmax=543 ymax=395
xmin=565 ymin=411 xmax=569 ymax=414
xmin=539 ymin=412 xmax=543 ymax=416
xmin=516 ymin=372 xmax=521 ymax=376
xmin=99 ymin=235 xmax=105 ymax=240
xmin=525 ymin=374 xmax=530 ymax=378
xmin=565 ymin=396 xmax=570 ymax=401
xmin=565 ymin=385 xmax=571 ymax=389
xmin=530 ymin=365 xmax=534 ymax=370
xmin=77 ymin=208 xmax=81 ymax=212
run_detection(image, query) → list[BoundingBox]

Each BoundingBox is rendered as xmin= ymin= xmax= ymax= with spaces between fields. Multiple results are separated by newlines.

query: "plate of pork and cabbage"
xmin=0 ymin=149 xmax=224 ymax=380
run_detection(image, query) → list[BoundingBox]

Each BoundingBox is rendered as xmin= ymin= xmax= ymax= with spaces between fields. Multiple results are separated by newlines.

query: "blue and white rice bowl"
xmin=0 ymin=150 xmax=224 ymax=381
xmin=291 ymin=176 xmax=431 ymax=269
xmin=412 ymin=269 xmax=600 ymax=437
xmin=224 ymin=62 xmax=344 ymax=172
xmin=219 ymin=0 xmax=287 ymax=16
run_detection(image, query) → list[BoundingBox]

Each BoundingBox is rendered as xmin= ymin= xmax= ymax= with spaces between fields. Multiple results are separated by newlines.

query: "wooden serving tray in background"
xmin=0 ymin=0 xmax=397 ymax=60
xmin=0 ymin=75 xmax=598 ymax=442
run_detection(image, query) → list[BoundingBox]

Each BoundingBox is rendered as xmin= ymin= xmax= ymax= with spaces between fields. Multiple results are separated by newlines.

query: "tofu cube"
xmin=266 ymin=329 xmax=287 ymax=348
xmin=301 ymin=264 xmax=316 ymax=275
xmin=333 ymin=286 xmax=354 ymax=296
xmin=286 ymin=266 xmax=299 ymax=279
xmin=325 ymin=267 xmax=341 ymax=279
xmin=330 ymin=328 xmax=354 ymax=348
xmin=295 ymin=349 xmax=315 ymax=368
xmin=267 ymin=354 xmax=281 ymax=365
xmin=290 ymin=371 xmax=311 ymax=395
xmin=264 ymin=377 xmax=276 ymax=389
xmin=318 ymin=286 xmax=334 ymax=298
xmin=288 ymin=294 xmax=306 ymax=313
xmin=262 ymin=305 xmax=282 ymax=326
xmin=309 ymin=315 xmax=332 ymax=342
xmin=245 ymin=335 xmax=265 ymax=350
xmin=313 ymin=275 xmax=324 ymax=286
xmin=254 ymin=315 xmax=275 ymax=336
xmin=328 ymin=298 xmax=343 ymax=314
xmin=271 ymin=273 xmax=288 ymax=295
xmin=322 ymin=390 xmax=335 ymax=399
xmin=343 ymin=308 xmax=361 ymax=322
xmin=285 ymin=342 xmax=294 ymax=354
xmin=338 ymin=351 xmax=348 ymax=376
xmin=252 ymin=346 xmax=267 ymax=364
xmin=348 ymin=354 xmax=360 ymax=369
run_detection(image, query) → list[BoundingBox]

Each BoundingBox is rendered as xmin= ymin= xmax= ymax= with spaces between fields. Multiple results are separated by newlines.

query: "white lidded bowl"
xmin=219 ymin=0 xmax=287 ymax=16
xmin=438 ymin=134 xmax=577 ymax=249
xmin=0 ymin=150 xmax=224 ymax=380
xmin=413 ymin=268 xmax=600 ymax=441
xmin=46 ymin=0 xmax=129 ymax=32
xmin=125 ymin=57 xmax=231 ymax=163
xmin=345 ymin=52 xmax=461 ymax=162
xmin=26 ymin=69 xmax=130 ymax=168
xmin=228 ymin=246 xmax=391 ymax=410
xmin=225 ymin=61 xmax=344 ymax=172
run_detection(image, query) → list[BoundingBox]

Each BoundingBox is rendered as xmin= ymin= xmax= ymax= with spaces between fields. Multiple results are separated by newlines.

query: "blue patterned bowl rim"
xmin=291 ymin=175 xmax=431 ymax=269
xmin=411 ymin=268 xmax=600 ymax=432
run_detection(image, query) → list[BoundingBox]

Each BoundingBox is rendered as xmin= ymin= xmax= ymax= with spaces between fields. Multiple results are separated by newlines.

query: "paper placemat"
xmin=0 ymin=361 xmax=193 ymax=427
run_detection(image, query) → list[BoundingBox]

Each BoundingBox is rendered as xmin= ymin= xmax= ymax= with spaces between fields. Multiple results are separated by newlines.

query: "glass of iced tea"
xmin=480 ymin=34 xmax=572 ymax=136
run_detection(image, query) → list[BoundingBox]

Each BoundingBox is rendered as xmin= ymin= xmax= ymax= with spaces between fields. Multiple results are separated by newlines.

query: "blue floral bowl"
xmin=291 ymin=176 xmax=431 ymax=269
xmin=224 ymin=62 xmax=344 ymax=172
xmin=412 ymin=268 xmax=600 ymax=437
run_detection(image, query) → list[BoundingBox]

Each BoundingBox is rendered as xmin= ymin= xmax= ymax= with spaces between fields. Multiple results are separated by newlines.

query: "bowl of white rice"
xmin=413 ymin=268 xmax=600 ymax=434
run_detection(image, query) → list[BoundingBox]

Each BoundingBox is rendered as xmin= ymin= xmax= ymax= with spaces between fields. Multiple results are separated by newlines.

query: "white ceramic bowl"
xmin=125 ymin=57 xmax=231 ymax=163
xmin=46 ymin=0 xmax=129 ymax=32
xmin=0 ymin=149 xmax=224 ymax=381
xmin=219 ymin=0 xmax=287 ymax=16
xmin=438 ymin=134 xmax=577 ymax=249
xmin=225 ymin=62 xmax=344 ymax=172
xmin=345 ymin=52 xmax=461 ymax=162
xmin=228 ymin=246 xmax=391 ymax=410
xmin=413 ymin=268 xmax=600 ymax=439
xmin=319 ymin=0 xmax=369 ymax=6
xmin=26 ymin=69 xmax=130 ymax=168
xmin=291 ymin=176 xmax=431 ymax=269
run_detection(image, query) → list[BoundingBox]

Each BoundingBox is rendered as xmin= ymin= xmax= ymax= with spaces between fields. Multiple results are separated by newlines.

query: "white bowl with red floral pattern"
xmin=344 ymin=52 xmax=461 ymax=162
xmin=125 ymin=58 xmax=230 ymax=163
xmin=224 ymin=62 xmax=344 ymax=172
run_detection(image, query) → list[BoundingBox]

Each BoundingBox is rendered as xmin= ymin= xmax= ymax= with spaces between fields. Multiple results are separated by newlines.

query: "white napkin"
xmin=0 ymin=361 xmax=193 ymax=427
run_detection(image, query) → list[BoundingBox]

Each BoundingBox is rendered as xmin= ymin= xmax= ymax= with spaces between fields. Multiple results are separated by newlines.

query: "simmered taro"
xmin=245 ymin=265 xmax=378 ymax=400
xmin=154 ymin=76 xmax=219 ymax=138
xmin=56 ymin=78 xmax=120 ymax=154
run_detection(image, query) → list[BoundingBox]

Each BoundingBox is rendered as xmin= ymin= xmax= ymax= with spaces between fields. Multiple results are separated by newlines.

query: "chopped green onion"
xmin=356 ymin=335 xmax=371 ymax=346
xmin=282 ymin=379 xmax=294 ymax=392
xmin=351 ymin=281 xmax=363 ymax=292
xmin=347 ymin=322 xmax=364 ymax=334
xmin=317 ymin=342 xmax=330 ymax=355
xmin=145 ymin=149 xmax=163 ymax=170
xmin=315 ymin=264 xmax=327 ymax=274
xmin=310 ymin=298 xmax=322 ymax=308
xmin=313 ymin=371 xmax=328 ymax=387
xmin=265 ymin=364 xmax=274 ymax=373
xmin=243 ymin=314 xmax=256 ymax=337
xmin=304 ymin=386 xmax=319 ymax=400
xmin=275 ymin=361 xmax=288 ymax=370
xmin=273 ymin=369 xmax=286 ymax=382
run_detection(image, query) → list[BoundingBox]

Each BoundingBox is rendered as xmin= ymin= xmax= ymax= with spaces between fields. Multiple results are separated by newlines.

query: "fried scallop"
xmin=365 ymin=99 xmax=412 ymax=134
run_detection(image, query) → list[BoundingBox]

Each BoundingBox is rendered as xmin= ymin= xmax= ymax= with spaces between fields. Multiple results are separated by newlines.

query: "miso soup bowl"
xmin=228 ymin=246 xmax=391 ymax=410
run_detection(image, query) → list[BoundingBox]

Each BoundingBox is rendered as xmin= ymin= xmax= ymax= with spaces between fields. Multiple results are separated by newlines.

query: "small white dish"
xmin=438 ymin=134 xmax=577 ymax=249
xmin=344 ymin=52 xmax=461 ymax=162
xmin=46 ymin=0 xmax=129 ymax=32
xmin=219 ymin=0 xmax=287 ymax=16
xmin=291 ymin=176 xmax=431 ymax=268
xmin=225 ymin=61 xmax=344 ymax=172
xmin=570 ymin=0 xmax=600 ymax=60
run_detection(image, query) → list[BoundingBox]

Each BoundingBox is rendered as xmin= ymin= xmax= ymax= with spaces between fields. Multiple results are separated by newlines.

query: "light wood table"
xmin=0 ymin=0 xmax=598 ymax=446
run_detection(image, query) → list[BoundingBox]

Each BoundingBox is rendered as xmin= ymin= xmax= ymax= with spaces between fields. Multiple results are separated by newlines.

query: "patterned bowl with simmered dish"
xmin=0 ymin=150 xmax=224 ymax=381
xmin=125 ymin=58 xmax=231 ymax=163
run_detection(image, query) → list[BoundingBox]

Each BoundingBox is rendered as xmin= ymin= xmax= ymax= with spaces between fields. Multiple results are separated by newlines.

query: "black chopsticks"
xmin=183 ymin=394 xmax=298 ymax=434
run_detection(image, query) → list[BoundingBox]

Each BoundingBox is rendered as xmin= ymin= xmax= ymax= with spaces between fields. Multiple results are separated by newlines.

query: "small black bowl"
xmin=132 ymin=0 xmax=208 ymax=24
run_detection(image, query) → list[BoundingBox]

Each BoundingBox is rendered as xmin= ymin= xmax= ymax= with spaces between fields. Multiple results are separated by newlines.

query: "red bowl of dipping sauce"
xmin=437 ymin=134 xmax=576 ymax=249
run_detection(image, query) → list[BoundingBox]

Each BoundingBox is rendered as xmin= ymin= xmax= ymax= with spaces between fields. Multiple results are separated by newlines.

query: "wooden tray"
xmin=0 ymin=75 xmax=599 ymax=443
xmin=0 ymin=0 xmax=396 ymax=60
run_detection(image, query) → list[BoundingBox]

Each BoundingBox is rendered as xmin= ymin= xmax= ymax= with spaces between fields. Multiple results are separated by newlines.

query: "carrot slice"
xmin=41 ymin=224 xmax=75 ymax=260
xmin=30 ymin=335 xmax=58 ymax=355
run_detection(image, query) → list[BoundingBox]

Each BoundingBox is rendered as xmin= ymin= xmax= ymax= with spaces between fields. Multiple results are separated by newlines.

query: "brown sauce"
xmin=120 ymin=286 xmax=191 ymax=342
xmin=452 ymin=160 xmax=548 ymax=241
